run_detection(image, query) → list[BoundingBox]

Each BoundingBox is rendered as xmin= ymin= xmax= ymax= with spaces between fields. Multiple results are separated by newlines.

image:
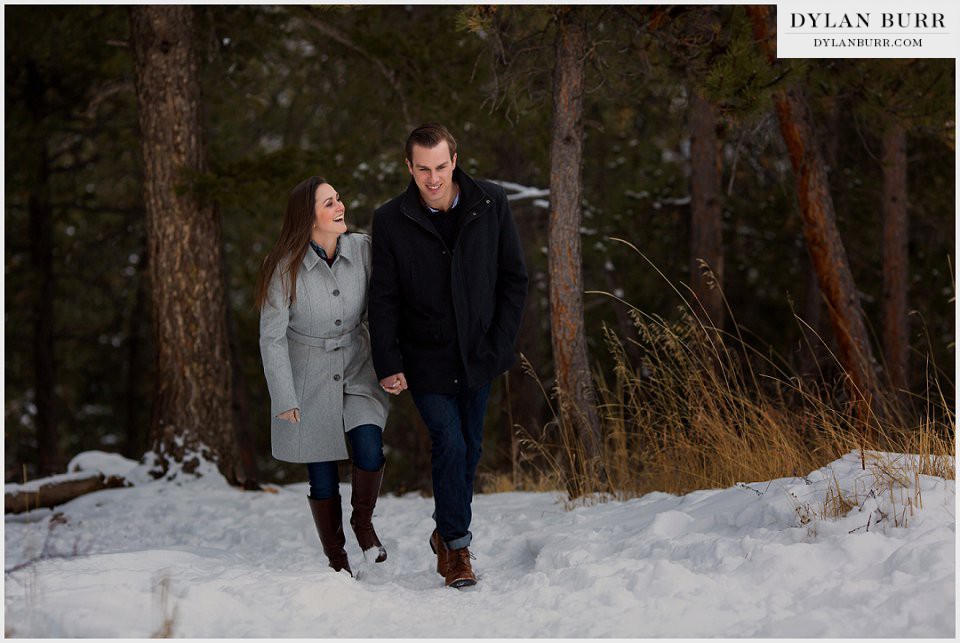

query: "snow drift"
xmin=4 ymin=450 xmax=954 ymax=637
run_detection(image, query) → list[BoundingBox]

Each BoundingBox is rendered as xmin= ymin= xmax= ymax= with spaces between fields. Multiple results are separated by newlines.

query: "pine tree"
xmin=547 ymin=6 xmax=605 ymax=473
xmin=130 ymin=6 xmax=246 ymax=483
xmin=747 ymin=6 xmax=885 ymax=423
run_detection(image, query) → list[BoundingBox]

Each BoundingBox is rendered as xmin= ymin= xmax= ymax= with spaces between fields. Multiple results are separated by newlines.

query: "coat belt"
xmin=286 ymin=325 xmax=361 ymax=351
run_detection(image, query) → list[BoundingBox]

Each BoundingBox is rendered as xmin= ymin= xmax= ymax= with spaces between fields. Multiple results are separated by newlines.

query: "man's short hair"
xmin=405 ymin=123 xmax=457 ymax=162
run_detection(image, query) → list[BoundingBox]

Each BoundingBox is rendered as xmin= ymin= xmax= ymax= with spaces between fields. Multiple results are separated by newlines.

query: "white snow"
xmin=6 ymin=451 xmax=137 ymax=497
xmin=66 ymin=451 xmax=139 ymax=478
xmin=489 ymin=179 xmax=550 ymax=202
xmin=4 ymin=451 xmax=955 ymax=637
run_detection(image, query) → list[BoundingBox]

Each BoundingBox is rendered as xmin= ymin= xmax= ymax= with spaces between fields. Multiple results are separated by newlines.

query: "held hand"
xmin=379 ymin=373 xmax=408 ymax=396
xmin=278 ymin=408 xmax=300 ymax=423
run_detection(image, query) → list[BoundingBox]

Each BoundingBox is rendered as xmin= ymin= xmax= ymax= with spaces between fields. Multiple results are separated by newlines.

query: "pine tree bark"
xmin=747 ymin=6 xmax=885 ymax=421
xmin=798 ymin=97 xmax=841 ymax=378
xmin=130 ymin=6 xmax=245 ymax=484
xmin=689 ymin=89 xmax=725 ymax=331
xmin=881 ymin=121 xmax=909 ymax=394
xmin=548 ymin=7 xmax=604 ymax=469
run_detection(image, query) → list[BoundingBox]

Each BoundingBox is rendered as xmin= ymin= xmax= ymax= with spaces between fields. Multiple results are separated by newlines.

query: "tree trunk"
xmin=5 ymin=472 xmax=129 ymax=515
xmin=747 ymin=6 xmax=885 ymax=423
xmin=130 ymin=6 xmax=245 ymax=484
xmin=29 ymin=149 xmax=61 ymax=475
xmin=688 ymin=89 xmax=725 ymax=331
xmin=881 ymin=121 xmax=909 ymax=395
xmin=25 ymin=58 xmax=62 ymax=476
xmin=548 ymin=7 xmax=604 ymax=470
xmin=798 ymin=97 xmax=840 ymax=378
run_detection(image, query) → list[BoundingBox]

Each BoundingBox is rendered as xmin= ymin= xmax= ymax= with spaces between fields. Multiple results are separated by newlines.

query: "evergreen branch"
xmin=298 ymin=7 xmax=412 ymax=129
xmin=75 ymin=79 xmax=135 ymax=122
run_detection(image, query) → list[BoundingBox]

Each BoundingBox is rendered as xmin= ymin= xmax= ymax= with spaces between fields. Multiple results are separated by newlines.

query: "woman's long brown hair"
xmin=255 ymin=176 xmax=326 ymax=310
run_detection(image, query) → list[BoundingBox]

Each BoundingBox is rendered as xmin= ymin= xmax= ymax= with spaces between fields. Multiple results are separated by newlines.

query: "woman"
xmin=256 ymin=176 xmax=393 ymax=576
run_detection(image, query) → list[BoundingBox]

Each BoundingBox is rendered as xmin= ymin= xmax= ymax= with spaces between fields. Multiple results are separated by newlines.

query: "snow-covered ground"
xmin=4 ymin=451 xmax=955 ymax=637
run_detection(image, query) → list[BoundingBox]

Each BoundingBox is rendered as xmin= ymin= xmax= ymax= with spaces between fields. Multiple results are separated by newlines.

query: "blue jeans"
xmin=306 ymin=424 xmax=384 ymax=500
xmin=411 ymin=383 xmax=492 ymax=551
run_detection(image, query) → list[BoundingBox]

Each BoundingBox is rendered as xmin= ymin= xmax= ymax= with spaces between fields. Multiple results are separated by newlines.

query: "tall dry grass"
xmin=510 ymin=241 xmax=955 ymax=501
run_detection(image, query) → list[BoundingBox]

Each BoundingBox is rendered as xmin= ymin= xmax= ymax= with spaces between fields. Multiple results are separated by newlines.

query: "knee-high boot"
xmin=350 ymin=463 xmax=387 ymax=563
xmin=307 ymin=495 xmax=352 ymax=576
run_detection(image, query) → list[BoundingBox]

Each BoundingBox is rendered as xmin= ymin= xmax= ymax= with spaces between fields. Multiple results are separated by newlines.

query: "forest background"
xmin=4 ymin=5 xmax=955 ymax=497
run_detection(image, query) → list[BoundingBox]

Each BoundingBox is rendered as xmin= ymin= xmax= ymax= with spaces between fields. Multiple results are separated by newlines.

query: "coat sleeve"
xmin=492 ymin=186 xmax=529 ymax=350
xmin=259 ymin=267 xmax=300 ymax=416
xmin=368 ymin=210 xmax=405 ymax=379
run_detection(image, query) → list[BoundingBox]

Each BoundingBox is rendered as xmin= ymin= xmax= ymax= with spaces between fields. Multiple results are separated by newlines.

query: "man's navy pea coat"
xmin=368 ymin=167 xmax=528 ymax=394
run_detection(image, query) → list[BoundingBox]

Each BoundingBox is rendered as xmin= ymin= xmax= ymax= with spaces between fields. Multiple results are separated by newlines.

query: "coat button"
xmin=453 ymin=379 xmax=459 ymax=384
xmin=334 ymin=374 xmax=341 ymax=381
xmin=486 ymin=199 xmax=490 ymax=204
xmin=332 ymin=289 xmax=340 ymax=296
xmin=335 ymin=319 xmax=342 ymax=326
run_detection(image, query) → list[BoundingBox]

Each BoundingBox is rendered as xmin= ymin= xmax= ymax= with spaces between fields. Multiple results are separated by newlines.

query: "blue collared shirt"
xmin=424 ymin=189 xmax=460 ymax=213
xmin=309 ymin=238 xmax=340 ymax=265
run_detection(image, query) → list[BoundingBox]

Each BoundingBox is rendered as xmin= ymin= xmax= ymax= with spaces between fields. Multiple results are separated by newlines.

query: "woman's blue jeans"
xmin=306 ymin=423 xmax=384 ymax=500
xmin=411 ymin=383 xmax=491 ymax=551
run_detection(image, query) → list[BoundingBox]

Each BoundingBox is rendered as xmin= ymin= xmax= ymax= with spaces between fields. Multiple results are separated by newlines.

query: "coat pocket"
xmin=288 ymin=340 xmax=311 ymax=407
xmin=271 ymin=415 xmax=302 ymax=462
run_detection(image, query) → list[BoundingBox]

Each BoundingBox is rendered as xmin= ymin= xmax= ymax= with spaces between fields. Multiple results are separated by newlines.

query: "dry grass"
xmin=152 ymin=574 xmax=178 ymax=638
xmin=478 ymin=470 xmax=562 ymax=494
xmin=511 ymin=243 xmax=955 ymax=503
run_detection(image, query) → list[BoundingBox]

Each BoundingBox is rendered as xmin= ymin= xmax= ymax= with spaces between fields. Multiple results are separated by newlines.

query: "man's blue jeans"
xmin=411 ymin=383 xmax=492 ymax=551
xmin=306 ymin=424 xmax=384 ymax=500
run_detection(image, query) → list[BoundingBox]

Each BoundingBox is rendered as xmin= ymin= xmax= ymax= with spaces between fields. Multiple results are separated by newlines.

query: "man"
xmin=369 ymin=123 xmax=528 ymax=588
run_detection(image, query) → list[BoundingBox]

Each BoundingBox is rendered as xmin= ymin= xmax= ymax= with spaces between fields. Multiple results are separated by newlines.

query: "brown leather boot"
xmin=350 ymin=464 xmax=387 ymax=563
xmin=307 ymin=496 xmax=352 ymax=576
xmin=429 ymin=529 xmax=449 ymax=577
xmin=445 ymin=546 xmax=477 ymax=589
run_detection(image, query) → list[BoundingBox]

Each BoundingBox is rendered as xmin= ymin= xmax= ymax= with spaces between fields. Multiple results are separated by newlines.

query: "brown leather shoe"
xmin=445 ymin=546 xmax=477 ymax=589
xmin=307 ymin=496 xmax=352 ymax=576
xmin=429 ymin=529 xmax=449 ymax=577
xmin=350 ymin=464 xmax=387 ymax=563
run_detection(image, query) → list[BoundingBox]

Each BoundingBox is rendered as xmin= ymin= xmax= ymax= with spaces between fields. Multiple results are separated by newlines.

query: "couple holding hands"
xmin=256 ymin=123 xmax=529 ymax=588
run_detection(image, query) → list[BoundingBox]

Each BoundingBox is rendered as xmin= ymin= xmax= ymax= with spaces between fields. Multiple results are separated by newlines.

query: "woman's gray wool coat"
xmin=259 ymin=233 xmax=389 ymax=463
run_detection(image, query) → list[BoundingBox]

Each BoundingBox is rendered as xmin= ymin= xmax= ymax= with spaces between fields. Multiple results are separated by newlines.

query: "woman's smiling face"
xmin=313 ymin=183 xmax=347 ymax=236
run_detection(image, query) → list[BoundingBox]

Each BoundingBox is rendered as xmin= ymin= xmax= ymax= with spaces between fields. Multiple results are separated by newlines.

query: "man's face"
xmin=406 ymin=141 xmax=457 ymax=210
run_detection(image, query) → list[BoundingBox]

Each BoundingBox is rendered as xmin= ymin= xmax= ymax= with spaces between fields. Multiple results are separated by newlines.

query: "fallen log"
xmin=5 ymin=471 xmax=130 ymax=514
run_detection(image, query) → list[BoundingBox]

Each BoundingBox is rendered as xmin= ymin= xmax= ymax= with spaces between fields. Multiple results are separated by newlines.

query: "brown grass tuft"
xmin=511 ymin=244 xmax=954 ymax=503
